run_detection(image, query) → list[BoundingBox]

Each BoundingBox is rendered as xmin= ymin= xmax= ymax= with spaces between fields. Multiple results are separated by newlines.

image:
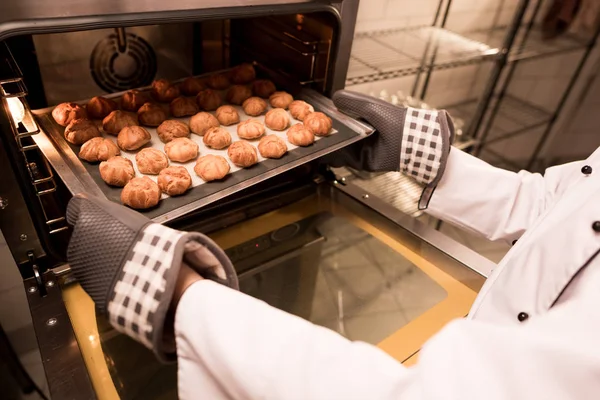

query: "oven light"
xmin=6 ymin=97 xmax=25 ymax=124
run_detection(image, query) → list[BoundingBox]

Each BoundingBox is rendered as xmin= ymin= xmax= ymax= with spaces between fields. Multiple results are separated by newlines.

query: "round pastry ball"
xmin=102 ymin=110 xmax=138 ymax=135
xmin=121 ymin=90 xmax=149 ymax=112
xmin=207 ymin=73 xmax=230 ymax=90
xmin=157 ymin=120 xmax=190 ymax=143
xmin=135 ymin=148 xmax=169 ymax=175
xmin=137 ymin=102 xmax=167 ymax=127
xmin=196 ymin=89 xmax=222 ymax=111
xmin=269 ymin=91 xmax=294 ymax=109
xmin=304 ymin=112 xmax=332 ymax=136
xmin=194 ymin=154 xmax=230 ymax=182
xmin=231 ymin=63 xmax=256 ymax=84
xmin=86 ymin=96 xmax=118 ymax=119
xmin=252 ymin=79 xmax=276 ymax=98
xmin=258 ymin=135 xmax=287 ymax=159
xmin=203 ymin=127 xmax=232 ymax=150
xmin=289 ymin=100 xmax=315 ymax=121
xmin=117 ymin=126 xmax=151 ymax=151
xmin=151 ymin=79 xmax=180 ymax=103
xmin=237 ymin=119 xmax=266 ymax=140
xmin=190 ymin=112 xmax=220 ymax=136
xmin=164 ymin=137 xmax=199 ymax=163
xmin=265 ymin=108 xmax=290 ymax=131
xmin=226 ymin=85 xmax=252 ymax=106
xmin=79 ymin=137 xmax=120 ymax=162
xmin=227 ymin=141 xmax=258 ymax=168
xmin=52 ymin=102 xmax=87 ymax=126
xmin=121 ymin=176 xmax=161 ymax=209
xmin=242 ymin=97 xmax=268 ymax=117
xmin=158 ymin=166 xmax=192 ymax=196
xmin=287 ymin=124 xmax=315 ymax=147
xmin=99 ymin=156 xmax=135 ymax=187
xmin=64 ymin=118 xmax=101 ymax=145
xmin=170 ymin=96 xmax=199 ymax=118
xmin=215 ymin=105 xmax=240 ymax=126
xmin=180 ymin=77 xmax=206 ymax=96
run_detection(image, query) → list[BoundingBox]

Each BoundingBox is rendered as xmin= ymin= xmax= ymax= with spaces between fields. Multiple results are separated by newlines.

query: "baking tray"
xmin=32 ymin=85 xmax=373 ymax=223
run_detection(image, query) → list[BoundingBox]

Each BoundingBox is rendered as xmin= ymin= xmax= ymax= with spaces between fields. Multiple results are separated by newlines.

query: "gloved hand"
xmin=66 ymin=193 xmax=238 ymax=362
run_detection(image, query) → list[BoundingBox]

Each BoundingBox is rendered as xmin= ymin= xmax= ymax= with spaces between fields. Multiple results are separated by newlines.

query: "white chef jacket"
xmin=174 ymin=147 xmax=600 ymax=400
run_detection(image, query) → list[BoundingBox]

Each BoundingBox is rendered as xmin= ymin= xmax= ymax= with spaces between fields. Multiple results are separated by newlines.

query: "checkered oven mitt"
xmin=329 ymin=90 xmax=455 ymax=209
xmin=66 ymin=193 xmax=238 ymax=362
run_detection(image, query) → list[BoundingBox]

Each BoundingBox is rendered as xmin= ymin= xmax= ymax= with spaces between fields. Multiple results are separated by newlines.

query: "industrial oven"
xmin=0 ymin=1 xmax=494 ymax=399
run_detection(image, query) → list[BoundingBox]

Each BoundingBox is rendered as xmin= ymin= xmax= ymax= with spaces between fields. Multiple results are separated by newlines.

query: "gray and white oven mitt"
xmin=329 ymin=90 xmax=455 ymax=209
xmin=66 ymin=193 xmax=238 ymax=363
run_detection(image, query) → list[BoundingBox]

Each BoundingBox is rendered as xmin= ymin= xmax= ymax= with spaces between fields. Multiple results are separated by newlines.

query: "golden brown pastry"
xmin=242 ymin=97 xmax=268 ymax=117
xmin=269 ymin=91 xmax=294 ymax=109
xmin=289 ymin=100 xmax=315 ymax=121
xmin=117 ymin=126 xmax=151 ymax=151
xmin=86 ymin=96 xmax=118 ymax=119
xmin=64 ymin=118 xmax=101 ymax=145
xmin=170 ymin=96 xmax=199 ymax=118
xmin=52 ymin=102 xmax=87 ymax=126
xmin=158 ymin=166 xmax=192 ymax=195
xmin=196 ymin=89 xmax=222 ymax=111
xmin=265 ymin=108 xmax=290 ymax=131
xmin=226 ymin=85 xmax=252 ymax=105
xmin=135 ymin=148 xmax=169 ymax=175
xmin=164 ymin=137 xmax=199 ymax=163
xmin=203 ymin=127 xmax=232 ymax=150
xmin=207 ymin=73 xmax=230 ymax=90
xmin=215 ymin=105 xmax=240 ymax=126
xmin=231 ymin=63 xmax=256 ymax=84
xmin=121 ymin=90 xmax=148 ymax=112
xmin=304 ymin=112 xmax=332 ymax=136
xmin=151 ymin=79 xmax=180 ymax=103
xmin=237 ymin=119 xmax=266 ymax=140
xmin=194 ymin=154 xmax=230 ymax=181
xmin=137 ymin=102 xmax=167 ymax=127
xmin=252 ymin=79 xmax=276 ymax=98
xmin=227 ymin=141 xmax=258 ymax=168
xmin=121 ymin=176 xmax=161 ymax=209
xmin=99 ymin=156 xmax=135 ymax=187
xmin=79 ymin=137 xmax=120 ymax=162
xmin=286 ymin=124 xmax=315 ymax=147
xmin=157 ymin=120 xmax=191 ymax=143
xmin=102 ymin=110 xmax=139 ymax=135
xmin=258 ymin=135 xmax=287 ymax=159
xmin=180 ymin=77 xmax=205 ymax=96
xmin=189 ymin=112 xmax=220 ymax=136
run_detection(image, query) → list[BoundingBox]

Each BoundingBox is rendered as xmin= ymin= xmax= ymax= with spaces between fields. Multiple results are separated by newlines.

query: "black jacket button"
xmin=517 ymin=312 xmax=529 ymax=322
xmin=593 ymin=221 xmax=600 ymax=232
xmin=582 ymin=165 xmax=592 ymax=175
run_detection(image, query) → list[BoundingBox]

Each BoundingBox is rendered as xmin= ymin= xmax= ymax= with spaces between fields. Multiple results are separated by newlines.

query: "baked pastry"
xmin=86 ymin=96 xmax=118 ymax=119
xmin=117 ymin=126 xmax=151 ymax=151
xmin=164 ymin=137 xmax=199 ymax=162
xmin=137 ymin=102 xmax=167 ymax=127
xmin=64 ymin=118 xmax=101 ymax=145
xmin=269 ymin=91 xmax=294 ymax=109
xmin=252 ymin=79 xmax=276 ymax=98
xmin=180 ymin=77 xmax=205 ymax=96
xmin=52 ymin=102 xmax=87 ymax=126
xmin=237 ymin=119 xmax=266 ymax=140
xmin=151 ymin=79 xmax=180 ymax=103
xmin=121 ymin=90 xmax=148 ymax=112
xmin=170 ymin=96 xmax=199 ymax=117
xmin=79 ymin=137 xmax=120 ymax=162
xmin=215 ymin=105 xmax=240 ymax=126
xmin=258 ymin=135 xmax=287 ymax=159
xmin=190 ymin=112 xmax=220 ymax=136
xmin=158 ymin=166 xmax=192 ymax=196
xmin=227 ymin=141 xmax=258 ymax=168
xmin=194 ymin=154 xmax=230 ymax=182
xmin=203 ymin=127 xmax=232 ymax=150
xmin=121 ymin=176 xmax=161 ymax=209
xmin=207 ymin=73 xmax=230 ymax=90
xmin=99 ymin=156 xmax=135 ymax=187
xmin=289 ymin=100 xmax=315 ymax=121
xmin=231 ymin=63 xmax=256 ymax=84
xmin=286 ymin=124 xmax=315 ymax=147
xmin=102 ymin=110 xmax=139 ymax=135
xmin=157 ymin=120 xmax=190 ymax=143
xmin=226 ymin=85 xmax=252 ymax=105
xmin=265 ymin=108 xmax=290 ymax=131
xmin=242 ymin=97 xmax=268 ymax=117
xmin=135 ymin=148 xmax=169 ymax=175
xmin=304 ymin=112 xmax=332 ymax=136
xmin=196 ymin=89 xmax=222 ymax=111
